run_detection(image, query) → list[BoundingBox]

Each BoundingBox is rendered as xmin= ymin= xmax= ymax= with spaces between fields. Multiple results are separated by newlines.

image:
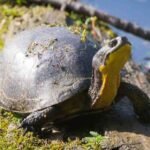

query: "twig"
xmin=28 ymin=0 xmax=150 ymax=41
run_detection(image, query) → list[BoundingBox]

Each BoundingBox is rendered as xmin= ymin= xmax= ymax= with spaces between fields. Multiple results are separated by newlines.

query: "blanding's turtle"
xmin=0 ymin=26 xmax=149 ymax=132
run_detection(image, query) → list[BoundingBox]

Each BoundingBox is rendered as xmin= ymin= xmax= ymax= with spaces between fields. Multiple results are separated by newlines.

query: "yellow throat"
xmin=93 ymin=44 xmax=131 ymax=109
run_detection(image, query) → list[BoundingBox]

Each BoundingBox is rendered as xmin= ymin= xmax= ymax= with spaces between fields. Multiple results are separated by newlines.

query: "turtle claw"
xmin=19 ymin=119 xmax=54 ymax=138
xmin=23 ymin=128 xmax=28 ymax=136
xmin=18 ymin=107 xmax=56 ymax=135
xmin=19 ymin=118 xmax=42 ymax=135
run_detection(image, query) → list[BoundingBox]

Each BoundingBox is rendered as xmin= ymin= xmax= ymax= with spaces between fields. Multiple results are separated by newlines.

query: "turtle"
xmin=0 ymin=26 xmax=149 ymax=132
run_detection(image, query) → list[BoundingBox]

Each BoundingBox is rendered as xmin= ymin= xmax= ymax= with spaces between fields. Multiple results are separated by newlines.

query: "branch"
xmin=28 ymin=0 xmax=150 ymax=41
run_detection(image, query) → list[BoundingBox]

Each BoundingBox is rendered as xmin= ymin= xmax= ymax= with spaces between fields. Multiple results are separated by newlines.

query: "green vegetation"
xmin=0 ymin=5 xmax=26 ymax=49
xmin=0 ymin=109 xmax=105 ymax=149
xmin=0 ymin=0 xmax=27 ymax=5
xmin=68 ymin=12 xmax=117 ymax=40
xmin=82 ymin=131 xmax=106 ymax=149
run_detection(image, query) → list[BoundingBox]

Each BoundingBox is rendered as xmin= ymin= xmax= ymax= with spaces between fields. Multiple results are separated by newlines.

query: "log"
xmin=28 ymin=0 xmax=150 ymax=41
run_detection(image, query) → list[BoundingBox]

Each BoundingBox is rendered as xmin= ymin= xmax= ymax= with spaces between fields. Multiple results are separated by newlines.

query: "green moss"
xmin=67 ymin=13 xmax=117 ymax=43
xmin=68 ymin=12 xmax=85 ymax=26
xmin=0 ymin=110 xmax=49 ymax=149
xmin=1 ymin=5 xmax=23 ymax=17
xmin=0 ymin=38 xmax=4 ymax=49
xmin=0 ymin=0 xmax=27 ymax=5
xmin=0 ymin=109 xmax=105 ymax=149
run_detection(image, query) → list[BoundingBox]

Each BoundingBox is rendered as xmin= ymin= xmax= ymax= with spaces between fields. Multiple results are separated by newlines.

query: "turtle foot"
xmin=20 ymin=117 xmax=55 ymax=138
xmin=19 ymin=107 xmax=57 ymax=134
xmin=118 ymin=82 xmax=150 ymax=124
xmin=19 ymin=116 xmax=42 ymax=135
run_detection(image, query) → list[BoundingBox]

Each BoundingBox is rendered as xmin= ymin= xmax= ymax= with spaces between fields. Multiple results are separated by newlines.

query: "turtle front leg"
xmin=20 ymin=106 xmax=62 ymax=133
xmin=116 ymin=81 xmax=150 ymax=123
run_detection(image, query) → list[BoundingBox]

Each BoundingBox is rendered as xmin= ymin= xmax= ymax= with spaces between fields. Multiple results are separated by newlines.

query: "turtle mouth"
xmin=107 ymin=37 xmax=131 ymax=56
xmin=103 ymin=39 xmax=132 ymax=69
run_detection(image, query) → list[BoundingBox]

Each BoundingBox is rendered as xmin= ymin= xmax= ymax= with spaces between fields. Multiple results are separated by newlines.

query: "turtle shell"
xmin=0 ymin=27 xmax=99 ymax=113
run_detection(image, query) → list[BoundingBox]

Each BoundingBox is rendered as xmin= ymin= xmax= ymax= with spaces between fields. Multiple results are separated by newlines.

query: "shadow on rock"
xmin=39 ymin=98 xmax=150 ymax=140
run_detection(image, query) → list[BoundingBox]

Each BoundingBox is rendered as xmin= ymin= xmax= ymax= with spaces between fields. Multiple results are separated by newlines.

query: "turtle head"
xmin=92 ymin=36 xmax=131 ymax=73
xmin=89 ymin=36 xmax=132 ymax=109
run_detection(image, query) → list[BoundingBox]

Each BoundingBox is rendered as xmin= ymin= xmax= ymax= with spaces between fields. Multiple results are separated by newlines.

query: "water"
xmin=81 ymin=0 xmax=150 ymax=68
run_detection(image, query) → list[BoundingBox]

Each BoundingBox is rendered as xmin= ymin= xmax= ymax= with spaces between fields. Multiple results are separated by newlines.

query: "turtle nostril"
xmin=108 ymin=39 xmax=118 ymax=48
xmin=122 ymin=36 xmax=128 ymax=42
xmin=122 ymin=36 xmax=131 ymax=45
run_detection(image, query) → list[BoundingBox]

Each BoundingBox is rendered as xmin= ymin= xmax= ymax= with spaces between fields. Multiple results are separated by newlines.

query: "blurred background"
xmin=82 ymin=0 xmax=150 ymax=70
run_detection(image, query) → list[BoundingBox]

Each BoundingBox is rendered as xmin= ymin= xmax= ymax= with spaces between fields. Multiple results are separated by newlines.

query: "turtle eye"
xmin=108 ymin=39 xmax=118 ymax=48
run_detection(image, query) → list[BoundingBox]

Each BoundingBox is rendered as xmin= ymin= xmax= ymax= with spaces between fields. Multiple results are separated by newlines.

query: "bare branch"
xmin=28 ymin=0 xmax=150 ymax=41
